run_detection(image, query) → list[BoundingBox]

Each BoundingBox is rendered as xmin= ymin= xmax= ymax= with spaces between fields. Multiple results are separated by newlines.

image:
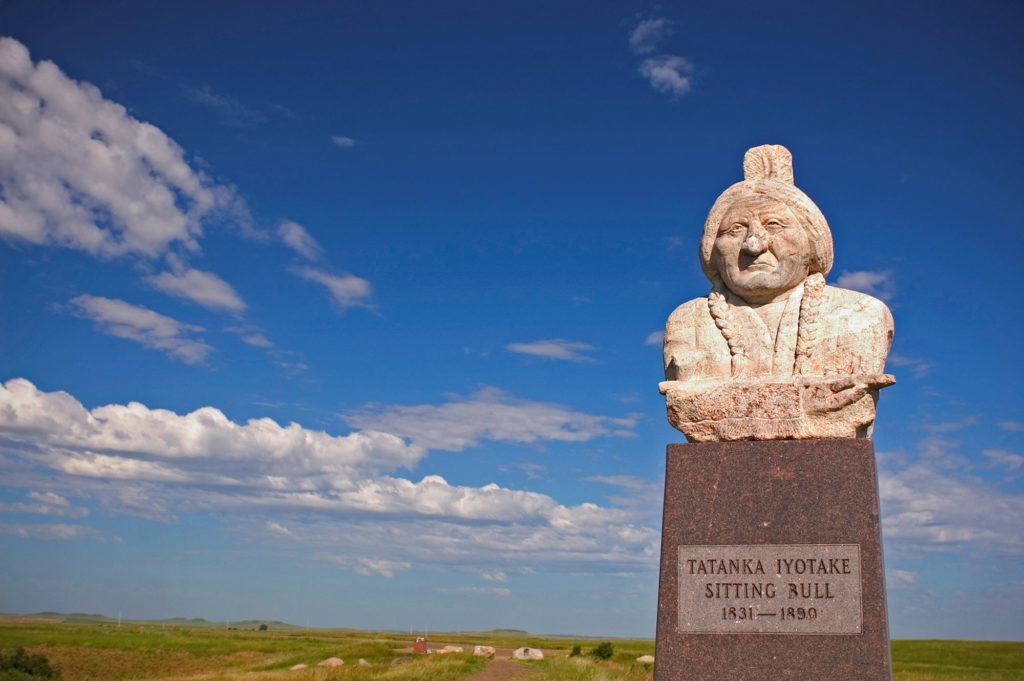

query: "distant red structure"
xmin=412 ymin=637 xmax=427 ymax=654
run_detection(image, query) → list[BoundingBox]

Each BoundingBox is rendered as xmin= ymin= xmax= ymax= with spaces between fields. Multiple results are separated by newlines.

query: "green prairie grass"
xmin=1 ymin=621 xmax=1021 ymax=681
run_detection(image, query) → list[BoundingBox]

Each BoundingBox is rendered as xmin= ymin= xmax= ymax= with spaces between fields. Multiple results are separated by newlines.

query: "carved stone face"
xmin=711 ymin=195 xmax=810 ymax=304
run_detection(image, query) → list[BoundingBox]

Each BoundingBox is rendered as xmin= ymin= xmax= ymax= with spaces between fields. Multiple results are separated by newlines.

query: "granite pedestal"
xmin=654 ymin=439 xmax=892 ymax=681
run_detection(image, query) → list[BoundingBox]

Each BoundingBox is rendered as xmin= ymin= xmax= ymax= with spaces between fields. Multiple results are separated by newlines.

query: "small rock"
xmin=512 ymin=647 xmax=544 ymax=660
xmin=289 ymin=663 xmax=308 ymax=670
xmin=636 ymin=655 xmax=655 ymax=664
xmin=473 ymin=645 xmax=496 ymax=658
xmin=358 ymin=658 xmax=370 ymax=666
xmin=391 ymin=655 xmax=413 ymax=665
xmin=440 ymin=645 xmax=464 ymax=654
xmin=318 ymin=657 xmax=344 ymax=667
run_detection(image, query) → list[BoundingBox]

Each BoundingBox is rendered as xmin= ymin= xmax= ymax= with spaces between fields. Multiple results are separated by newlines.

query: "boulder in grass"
xmin=290 ymin=663 xmax=308 ymax=670
xmin=318 ymin=657 xmax=344 ymax=667
xmin=440 ymin=645 xmax=464 ymax=654
xmin=512 ymin=647 xmax=544 ymax=660
xmin=358 ymin=658 xmax=370 ymax=666
xmin=636 ymin=655 xmax=655 ymax=664
xmin=473 ymin=645 xmax=496 ymax=659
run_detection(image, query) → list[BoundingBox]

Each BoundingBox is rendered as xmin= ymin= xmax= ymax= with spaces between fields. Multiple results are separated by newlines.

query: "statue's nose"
xmin=742 ymin=231 xmax=769 ymax=255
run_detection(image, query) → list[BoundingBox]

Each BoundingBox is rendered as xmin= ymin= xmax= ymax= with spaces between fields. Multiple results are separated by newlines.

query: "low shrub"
xmin=591 ymin=642 xmax=614 ymax=660
xmin=0 ymin=648 xmax=61 ymax=680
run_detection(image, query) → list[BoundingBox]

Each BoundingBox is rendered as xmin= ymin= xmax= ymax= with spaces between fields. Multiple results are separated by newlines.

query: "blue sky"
xmin=0 ymin=0 xmax=1022 ymax=639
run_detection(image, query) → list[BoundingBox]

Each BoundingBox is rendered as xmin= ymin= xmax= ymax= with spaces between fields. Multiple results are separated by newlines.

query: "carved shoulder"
xmin=663 ymin=297 xmax=729 ymax=381
xmin=819 ymin=285 xmax=895 ymax=373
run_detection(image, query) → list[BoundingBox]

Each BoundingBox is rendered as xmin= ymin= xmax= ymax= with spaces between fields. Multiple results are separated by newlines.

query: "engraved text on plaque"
xmin=677 ymin=544 xmax=862 ymax=634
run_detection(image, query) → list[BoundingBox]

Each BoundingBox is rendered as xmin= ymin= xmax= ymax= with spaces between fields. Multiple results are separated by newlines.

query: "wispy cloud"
xmin=241 ymin=333 xmax=273 ymax=348
xmin=145 ymin=261 xmax=246 ymax=313
xmin=331 ymin=135 xmax=357 ymax=148
xmin=0 ymin=522 xmax=108 ymax=540
xmin=70 ymin=295 xmax=212 ymax=364
xmin=983 ymin=449 xmax=1024 ymax=471
xmin=183 ymin=84 xmax=268 ymax=127
xmin=886 ymin=352 xmax=932 ymax=378
xmin=834 ymin=270 xmax=894 ymax=302
xmin=638 ymin=55 xmax=694 ymax=98
xmin=434 ymin=586 xmax=511 ymax=597
xmin=265 ymin=521 xmax=294 ymax=537
xmin=999 ymin=421 xmax=1024 ymax=432
xmin=0 ymin=491 xmax=88 ymax=518
xmin=0 ymin=38 xmax=252 ymax=258
xmin=628 ymin=18 xmax=671 ymax=54
xmin=886 ymin=569 xmax=919 ymax=589
xmin=644 ymin=331 xmax=664 ymax=346
xmin=294 ymin=267 xmax=372 ymax=309
xmin=506 ymin=339 xmax=598 ymax=363
xmin=344 ymin=387 xmax=638 ymax=451
xmin=278 ymin=220 xmax=323 ymax=260
xmin=918 ymin=416 xmax=978 ymax=434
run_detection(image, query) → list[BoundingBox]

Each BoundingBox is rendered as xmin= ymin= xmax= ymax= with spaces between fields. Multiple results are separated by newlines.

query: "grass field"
xmin=0 ymin=618 xmax=1021 ymax=681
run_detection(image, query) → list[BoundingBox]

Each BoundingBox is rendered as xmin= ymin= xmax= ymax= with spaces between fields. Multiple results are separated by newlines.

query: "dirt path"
xmin=464 ymin=658 xmax=532 ymax=681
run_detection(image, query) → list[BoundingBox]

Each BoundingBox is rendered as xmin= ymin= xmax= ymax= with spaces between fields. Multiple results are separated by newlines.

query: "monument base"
xmin=654 ymin=440 xmax=892 ymax=681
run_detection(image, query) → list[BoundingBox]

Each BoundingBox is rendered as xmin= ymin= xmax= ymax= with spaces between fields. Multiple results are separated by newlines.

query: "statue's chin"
xmin=728 ymin=281 xmax=800 ymax=305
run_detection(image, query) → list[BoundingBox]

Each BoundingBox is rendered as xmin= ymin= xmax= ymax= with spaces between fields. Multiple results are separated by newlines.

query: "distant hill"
xmin=12 ymin=612 xmax=303 ymax=630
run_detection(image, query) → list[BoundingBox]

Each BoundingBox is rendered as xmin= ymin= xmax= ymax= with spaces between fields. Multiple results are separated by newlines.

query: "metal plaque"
xmin=677 ymin=544 xmax=862 ymax=634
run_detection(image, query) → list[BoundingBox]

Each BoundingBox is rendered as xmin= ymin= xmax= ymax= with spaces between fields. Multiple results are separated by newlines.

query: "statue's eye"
xmin=721 ymin=223 xmax=745 ymax=237
xmin=763 ymin=219 xmax=786 ymax=230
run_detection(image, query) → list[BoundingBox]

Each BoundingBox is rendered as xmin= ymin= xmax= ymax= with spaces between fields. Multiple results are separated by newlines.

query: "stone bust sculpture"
xmin=660 ymin=145 xmax=894 ymax=441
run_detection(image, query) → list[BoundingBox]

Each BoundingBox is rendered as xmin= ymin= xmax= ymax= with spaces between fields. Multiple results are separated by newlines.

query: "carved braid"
xmin=794 ymin=272 xmax=826 ymax=374
xmin=707 ymin=281 xmax=746 ymax=375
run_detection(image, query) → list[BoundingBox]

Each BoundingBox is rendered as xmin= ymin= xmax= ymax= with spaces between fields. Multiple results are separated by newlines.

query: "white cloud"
xmin=0 ymin=377 xmax=420 ymax=482
xmin=629 ymin=18 xmax=671 ymax=55
xmin=638 ymin=55 xmax=694 ymax=98
xmin=886 ymin=569 xmax=919 ymax=589
xmin=0 ymin=522 xmax=104 ymax=540
xmin=265 ymin=521 xmax=294 ymax=537
xmin=294 ymin=266 xmax=372 ymax=308
xmin=0 ymin=37 xmax=252 ymax=258
xmin=331 ymin=136 xmax=357 ymax=148
xmin=277 ymin=219 xmax=322 ymax=260
xmin=344 ymin=387 xmax=638 ymax=451
xmin=0 ymin=379 xmax=660 ymax=576
xmin=645 ymin=330 xmax=664 ymax=346
xmin=479 ymin=570 xmax=507 ymax=582
xmin=145 ymin=266 xmax=245 ymax=312
xmin=834 ymin=270 xmax=894 ymax=301
xmin=879 ymin=438 xmax=1024 ymax=557
xmin=983 ymin=449 xmax=1024 ymax=471
xmin=506 ymin=339 xmax=598 ymax=363
xmin=241 ymin=333 xmax=273 ymax=348
xmin=434 ymin=586 xmax=511 ymax=597
xmin=70 ymin=294 xmax=213 ymax=364
xmin=999 ymin=421 xmax=1024 ymax=432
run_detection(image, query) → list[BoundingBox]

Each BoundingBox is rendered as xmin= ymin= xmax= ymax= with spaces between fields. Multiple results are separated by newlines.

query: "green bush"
xmin=569 ymin=645 xmax=582 ymax=657
xmin=0 ymin=648 xmax=61 ymax=680
xmin=591 ymin=642 xmax=614 ymax=660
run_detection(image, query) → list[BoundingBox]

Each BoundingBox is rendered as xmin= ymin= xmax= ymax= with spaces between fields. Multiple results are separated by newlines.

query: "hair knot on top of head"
xmin=742 ymin=144 xmax=794 ymax=184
